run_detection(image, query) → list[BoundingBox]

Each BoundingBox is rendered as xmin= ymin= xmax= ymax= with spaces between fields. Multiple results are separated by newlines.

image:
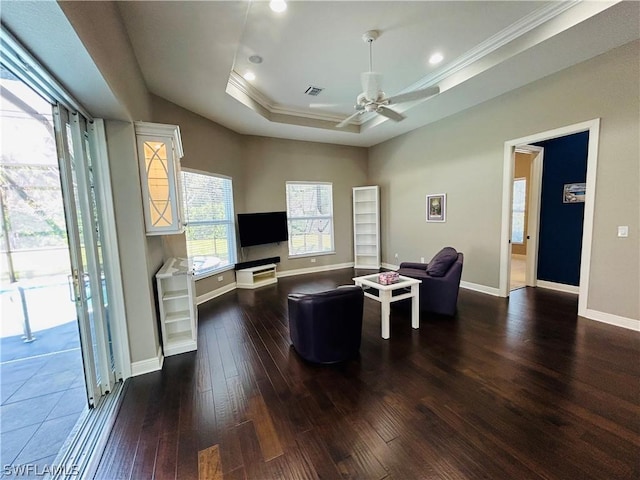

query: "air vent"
xmin=304 ymin=86 xmax=323 ymax=96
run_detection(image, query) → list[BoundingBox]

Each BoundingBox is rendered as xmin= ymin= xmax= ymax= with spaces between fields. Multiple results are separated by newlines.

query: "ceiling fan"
xmin=336 ymin=30 xmax=440 ymax=128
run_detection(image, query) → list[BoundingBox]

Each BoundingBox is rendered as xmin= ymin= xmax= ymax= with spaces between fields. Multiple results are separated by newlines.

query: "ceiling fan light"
xmin=429 ymin=52 xmax=444 ymax=65
xmin=269 ymin=0 xmax=287 ymax=13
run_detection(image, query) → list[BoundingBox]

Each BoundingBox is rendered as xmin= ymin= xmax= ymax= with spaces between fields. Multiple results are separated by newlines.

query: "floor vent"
xmin=304 ymin=86 xmax=323 ymax=96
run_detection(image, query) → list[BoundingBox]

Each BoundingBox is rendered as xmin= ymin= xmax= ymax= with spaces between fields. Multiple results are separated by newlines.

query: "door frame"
xmin=499 ymin=118 xmax=600 ymax=317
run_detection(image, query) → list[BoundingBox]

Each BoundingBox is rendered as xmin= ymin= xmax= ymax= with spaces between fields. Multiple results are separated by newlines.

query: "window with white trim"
xmin=286 ymin=182 xmax=334 ymax=257
xmin=511 ymin=177 xmax=527 ymax=244
xmin=181 ymin=170 xmax=236 ymax=276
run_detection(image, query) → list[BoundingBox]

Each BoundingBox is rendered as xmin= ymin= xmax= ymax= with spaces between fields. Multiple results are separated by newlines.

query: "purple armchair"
xmin=288 ymin=285 xmax=364 ymax=364
xmin=396 ymin=247 xmax=464 ymax=316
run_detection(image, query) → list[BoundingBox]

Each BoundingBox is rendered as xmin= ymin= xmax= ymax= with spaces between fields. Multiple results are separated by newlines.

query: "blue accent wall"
xmin=535 ymin=131 xmax=589 ymax=286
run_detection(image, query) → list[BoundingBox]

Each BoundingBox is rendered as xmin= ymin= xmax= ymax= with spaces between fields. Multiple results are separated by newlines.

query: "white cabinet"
xmin=135 ymin=122 xmax=185 ymax=235
xmin=236 ymin=263 xmax=278 ymax=289
xmin=156 ymin=257 xmax=197 ymax=356
xmin=353 ymin=186 xmax=380 ymax=269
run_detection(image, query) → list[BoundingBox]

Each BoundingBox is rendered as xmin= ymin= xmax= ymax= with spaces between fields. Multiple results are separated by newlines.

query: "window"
xmin=286 ymin=182 xmax=334 ymax=257
xmin=181 ymin=170 xmax=236 ymax=276
xmin=511 ymin=177 xmax=527 ymax=244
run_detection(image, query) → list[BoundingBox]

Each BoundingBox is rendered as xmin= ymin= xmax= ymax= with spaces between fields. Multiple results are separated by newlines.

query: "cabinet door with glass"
xmin=135 ymin=122 xmax=184 ymax=235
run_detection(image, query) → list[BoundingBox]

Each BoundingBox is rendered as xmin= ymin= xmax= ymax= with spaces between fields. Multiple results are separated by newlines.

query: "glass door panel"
xmin=53 ymin=105 xmax=114 ymax=405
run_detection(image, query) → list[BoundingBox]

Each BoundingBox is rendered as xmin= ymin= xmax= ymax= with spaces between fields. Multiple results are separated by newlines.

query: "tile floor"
xmin=1 ymin=325 xmax=87 ymax=478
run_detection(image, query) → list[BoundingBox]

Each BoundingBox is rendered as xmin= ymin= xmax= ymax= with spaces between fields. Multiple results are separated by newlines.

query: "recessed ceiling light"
xmin=269 ymin=0 xmax=287 ymax=13
xmin=429 ymin=52 xmax=444 ymax=65
xmin=243 ymin=71 xmax=256 ymax=81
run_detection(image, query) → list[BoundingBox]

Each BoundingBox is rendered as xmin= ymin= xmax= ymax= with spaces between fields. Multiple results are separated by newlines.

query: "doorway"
xmin=500 ymin=119 xmax=600 ymax=317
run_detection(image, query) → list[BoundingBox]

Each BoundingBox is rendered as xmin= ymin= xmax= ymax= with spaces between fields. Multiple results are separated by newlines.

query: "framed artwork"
xmin=426 ymin=193 xmax=446 ymax=222
xmin=563 ymin=182 xmax=586 ymax=203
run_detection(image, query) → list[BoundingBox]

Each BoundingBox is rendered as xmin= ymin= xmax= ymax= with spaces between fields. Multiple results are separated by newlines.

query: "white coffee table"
xmin=353 ymin=273 xmax=421 ymax=339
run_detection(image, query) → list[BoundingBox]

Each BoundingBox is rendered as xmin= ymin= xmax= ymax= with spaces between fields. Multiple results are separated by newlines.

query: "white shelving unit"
xmin=156 ymin=257 xmax=197 ymax=356
xmin=353 ymin=186 xmax=380 ymax=269
xmin=236 ymin=263 xmax=278 ymax=289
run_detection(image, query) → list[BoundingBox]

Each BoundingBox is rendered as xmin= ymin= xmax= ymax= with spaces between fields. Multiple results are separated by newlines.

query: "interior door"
xmin=53 ymin=105 xmax=115 ymax=406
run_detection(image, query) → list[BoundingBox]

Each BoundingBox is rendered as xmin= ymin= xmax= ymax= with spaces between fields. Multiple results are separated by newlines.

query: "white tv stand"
xmin=236 ymin=263 xmax=278 ymax=289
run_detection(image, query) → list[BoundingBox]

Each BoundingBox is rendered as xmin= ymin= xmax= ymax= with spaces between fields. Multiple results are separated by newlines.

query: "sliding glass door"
xmin=53 ymin=105 xmax=115 ymax=406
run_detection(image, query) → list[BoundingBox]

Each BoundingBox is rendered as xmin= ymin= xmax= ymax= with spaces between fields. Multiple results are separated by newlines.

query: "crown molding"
xmin=408 ymin=1 xmax=581 ymax=93
xmin=226 ymin=1 xmax=582 ymax=133
xmin=227 ymin=70 xmax=361 ymax=130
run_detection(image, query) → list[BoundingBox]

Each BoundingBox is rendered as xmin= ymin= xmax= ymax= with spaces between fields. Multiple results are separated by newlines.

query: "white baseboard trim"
xmin=197 ymin=282 xmax=237 ymax=305
xmin=460 ymin=281 xmax=502 ymax=297
xmin=277 ymin=262 xmax=354 ymax=278
xmin=381 ymin=262 xmax=399 ymax=271
xmin=583 ymin=309 xmax=640 ymax=331
xmin=130 ymin=346 xmax=164 ymax=376
xmin=537 ymin=280 xmax=579 ymax=294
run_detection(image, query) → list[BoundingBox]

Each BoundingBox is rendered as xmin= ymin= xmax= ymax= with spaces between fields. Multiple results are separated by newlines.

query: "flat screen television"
xmin=237 ymin=211 xmax=288 ymax=247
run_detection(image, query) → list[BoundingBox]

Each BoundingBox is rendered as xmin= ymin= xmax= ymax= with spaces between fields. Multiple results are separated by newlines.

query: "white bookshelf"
xmin=156 ymin=257 xmax=197 ymax=356
xmin=353 ymin=186 xmax=380 ymax=269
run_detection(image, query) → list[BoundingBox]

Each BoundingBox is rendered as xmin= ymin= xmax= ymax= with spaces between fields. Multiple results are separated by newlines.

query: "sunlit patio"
xmin=0 ymin=276 xmax=87 ymax=473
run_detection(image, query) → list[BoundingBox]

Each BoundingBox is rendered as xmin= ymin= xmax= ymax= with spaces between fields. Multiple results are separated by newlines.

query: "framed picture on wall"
xmin=563 ymin=182 xmax=586 ymax=203
xmin=426 ymin=193 xmax=446 ymax=222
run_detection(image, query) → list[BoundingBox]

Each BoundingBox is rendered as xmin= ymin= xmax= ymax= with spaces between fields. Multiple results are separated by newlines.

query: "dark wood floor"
xmin=94 ymin=269 xmax=639 ymax=480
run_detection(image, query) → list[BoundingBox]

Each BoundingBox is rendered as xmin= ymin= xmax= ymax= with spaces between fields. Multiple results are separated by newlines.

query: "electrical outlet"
xmin=394 ymin=253 xmax=398 ymax=259
xmin=420 ymin=257 xmax=425 ymax=263
xmin=310 ymin=258 xmax=316 ymax=263
xmin=218 ymin=275 xmax=224 ymax=282
xmin=617 ymin=226 xmax=629 ymax=237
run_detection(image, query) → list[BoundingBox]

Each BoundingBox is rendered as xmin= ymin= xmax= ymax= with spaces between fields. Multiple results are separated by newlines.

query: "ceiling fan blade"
xmin=376 ymin=105 xmax=406 ymax=122
xmin=386 ymin=85 xmax=440 ymax=105
xmin=336 ymin=110 xmax=364 ymax=128
xmin=361 ymin=72 xmax=382 ymax=101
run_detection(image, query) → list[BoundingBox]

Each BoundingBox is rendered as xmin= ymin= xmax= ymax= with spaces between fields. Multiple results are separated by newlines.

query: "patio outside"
xmin=0 ymin=67 xmax=87 ymax=475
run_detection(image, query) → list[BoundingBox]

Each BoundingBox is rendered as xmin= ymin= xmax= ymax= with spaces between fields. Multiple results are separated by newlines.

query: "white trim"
xmin=89 ymin=120 xmax=131 ymax=381
xmin=130 ymin=347 xmax=164 ymax=377
xmin=582 ymin=309 xmax=640 ymax=332
xmin=460 ymin=281 xmax=502 ymax=297
xmin=500 ymin=119 xmax=601 ymax=318
xmin=197 ymin=282 xmax=237 ymax=305
xmin=381 ymin=262 xmax=399 ymax=271
xmin=277 ymin=262 xmax=354 ymax=278
xmin=525 ymin=145 xmax=544 ymax=287
xmin=537 ymin=280 xmax=579 ymax=294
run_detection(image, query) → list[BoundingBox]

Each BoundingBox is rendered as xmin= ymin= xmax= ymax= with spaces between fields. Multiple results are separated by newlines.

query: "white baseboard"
xmin=460 ymin=281 xmax=502 ymax=297
xmin=130 ymin=346 xmax=164 ymax=376
xmin=197 ymin=282 xmax=237 ymax=305
xmin=583 ymin=309 xmax=640 ymax=331
xmin=381 ymin=262 xmax=399 ymax=271
xmin=537 ymin=280 xmax=579 ymax=294
xmin=277 ymin=262 xmax=354 ymax=278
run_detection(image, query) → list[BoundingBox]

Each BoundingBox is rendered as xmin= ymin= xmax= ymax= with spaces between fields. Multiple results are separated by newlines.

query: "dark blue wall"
xmin=535 ymin=131 xmax=589 ymax=286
